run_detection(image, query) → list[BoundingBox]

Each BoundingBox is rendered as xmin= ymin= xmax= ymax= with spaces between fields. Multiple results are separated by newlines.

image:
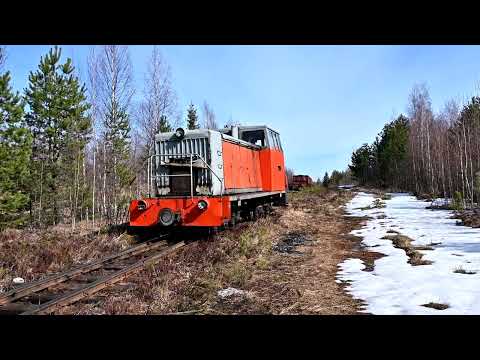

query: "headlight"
xmin=198 ymin=200 xmax=208 ymax=210
xmin=175 ymin=127 xmax=185 ymax=139
xmin=159 ymin=208 xmax=175 ymax=226
xmin=137 ymin=200 xmax=148 ymax=211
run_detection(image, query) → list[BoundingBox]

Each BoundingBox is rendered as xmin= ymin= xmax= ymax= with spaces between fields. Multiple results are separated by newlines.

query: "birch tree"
xmin=93 ymin=45 xmax=134 ymax=225
xmin=136 ymin=46 xmax=178 ymax=156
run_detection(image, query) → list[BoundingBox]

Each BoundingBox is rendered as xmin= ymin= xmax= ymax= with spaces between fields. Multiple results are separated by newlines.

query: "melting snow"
xmin=337 ymin=192 xmax=480 ymax=315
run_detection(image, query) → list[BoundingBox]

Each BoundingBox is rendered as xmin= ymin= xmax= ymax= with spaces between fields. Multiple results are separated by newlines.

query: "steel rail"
xmin=21 ymin=241 xmax=185 ymax=315
xmin=0 ymin=235 xmax=168 ymax=306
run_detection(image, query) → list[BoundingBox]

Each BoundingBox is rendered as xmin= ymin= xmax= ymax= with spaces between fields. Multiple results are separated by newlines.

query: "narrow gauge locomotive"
xmin=129 ymin=125 xmax=287 ymax=229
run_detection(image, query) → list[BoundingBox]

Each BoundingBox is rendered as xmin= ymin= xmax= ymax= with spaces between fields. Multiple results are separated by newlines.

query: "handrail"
xmin=147 ymin=153 xmax=224 ymax=202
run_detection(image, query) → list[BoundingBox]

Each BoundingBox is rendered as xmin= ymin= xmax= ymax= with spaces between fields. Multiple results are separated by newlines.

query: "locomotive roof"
xmin=154 ymin=125 xmax=280 ymax=142
xmin=219 ymin=125 xmax=280 ymax=134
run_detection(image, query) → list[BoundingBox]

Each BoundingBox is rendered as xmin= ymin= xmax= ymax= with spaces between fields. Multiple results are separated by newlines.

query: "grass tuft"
xmin=422 ymin=302 xmax=449 ymax=310
xmin=223 ymin=262 xmax=251 ymax=288
xmin=382 ymin=234 xmax=434 ymax=266
xmin=453 ymin=266 xmax=476 ymax=275
xmin=381 ymin=193 xmax=392 ymax=200
xmin=357 ymin=198 xmax=386 ymax=211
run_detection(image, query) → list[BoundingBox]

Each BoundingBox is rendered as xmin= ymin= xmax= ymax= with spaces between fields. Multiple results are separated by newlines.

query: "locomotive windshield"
xmin=241 ymin=130 xmax=265 ymax=147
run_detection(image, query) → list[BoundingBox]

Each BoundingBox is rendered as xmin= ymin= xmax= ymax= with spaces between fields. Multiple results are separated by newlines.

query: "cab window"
xmin=267 ymin=129 xmax=276 ymax=149
xmin=275 ymin=133 xmax=283 ymax=151
xmin=267 ymin=129 xmax=282 ymax=151
xmin=241 ymin=130 xmax=266 ymax=147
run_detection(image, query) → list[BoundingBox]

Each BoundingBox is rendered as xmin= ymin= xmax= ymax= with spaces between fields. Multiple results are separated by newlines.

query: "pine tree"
xmin=349 ymin=144 xmax=373 ymax=185
xmin=25 ymin=46 xmax=91 ymax=226
xmin=0 ymin=72 xmax=31 ymax=230
xmin=158 ymin=114 xmax=172 ymax=133
xmin=186 ymin=102 xmax=199 ymax=130
xmin=322 ymin=172 xmax=330 ymax=187
xmin=104 ymin=100 xmax=132 ymax=222
xmin=330 ymin=170 xmax=342 ymax=186
xmin=375 ymin=114 xmax=409 ymax=188
xmin=102 ymin=64 xmax=133 ymax=220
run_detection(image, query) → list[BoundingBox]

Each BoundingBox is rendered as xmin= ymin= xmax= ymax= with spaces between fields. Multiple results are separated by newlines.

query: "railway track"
xmin=0 ymin=234 xmax=185 ymax=315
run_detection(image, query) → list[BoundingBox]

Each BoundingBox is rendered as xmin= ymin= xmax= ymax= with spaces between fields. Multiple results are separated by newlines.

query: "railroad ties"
xmin=0 ymin=234 xmax=185 ymax=315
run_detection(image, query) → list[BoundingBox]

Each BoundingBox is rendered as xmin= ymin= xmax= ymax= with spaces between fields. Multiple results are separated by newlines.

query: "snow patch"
xmin=217 ymin=287 xmax=245 ymax=299
xmin=338 ymin=192 xmax=480 ymax=315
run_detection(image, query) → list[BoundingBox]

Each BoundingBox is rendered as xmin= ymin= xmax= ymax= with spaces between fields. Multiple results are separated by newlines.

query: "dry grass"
xmin=0 ymin=224 xmax=131 ymax=293
xmin=453 ymin=266 xmax=476 ymax=275
xmin=422 ymin=302 xmax=449 ymax=310
xmin=453 ymin=209 xmax=480 ymax=228
xmin=3 ymin=187 xmax=384 ymax=315
xmin=381 ymin=234 xmax=434 ymax=266
xmin=356 ymin=198 xmax=386 ymax=211
xmin=55 ymin=188 xmax=380 ymax=315
xmin=386 ymin=229 xmax=400 ymax=234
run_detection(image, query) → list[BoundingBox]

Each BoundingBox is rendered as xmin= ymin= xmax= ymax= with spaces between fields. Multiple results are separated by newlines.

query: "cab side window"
xmin=267 ymin=129 xmax=282 ymax=151
xmin=267 ymin=129 xmax=275 ymax=149
xmin=276 ymin=133 xmax=283 ymax=151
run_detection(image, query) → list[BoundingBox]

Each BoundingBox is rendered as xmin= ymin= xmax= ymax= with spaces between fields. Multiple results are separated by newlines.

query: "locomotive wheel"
xmin=228 ymin=212 xmax=237 ymax=228
xmin=254 ymin=205 xmax=265 ymax=220
xmin=241 ymin=209 xmax=254 ymax=221
xmin=263 ymin=204 xmax=273 ymax=214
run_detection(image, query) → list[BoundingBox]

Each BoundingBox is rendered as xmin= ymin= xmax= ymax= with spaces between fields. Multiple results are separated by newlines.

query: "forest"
xmin=0 ymin=45 xmax=226 ymax=231
xmin=349 ymin=83 xmax=480 ymax=208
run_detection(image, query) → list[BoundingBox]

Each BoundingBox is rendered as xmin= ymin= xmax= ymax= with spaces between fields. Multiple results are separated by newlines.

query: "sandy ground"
xmin=1 ymin=187 xmax=379 ymax=315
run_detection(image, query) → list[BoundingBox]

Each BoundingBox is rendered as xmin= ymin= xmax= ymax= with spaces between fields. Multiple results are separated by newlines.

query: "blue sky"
xmin=4 ymin=45 xmax=480 ymax=180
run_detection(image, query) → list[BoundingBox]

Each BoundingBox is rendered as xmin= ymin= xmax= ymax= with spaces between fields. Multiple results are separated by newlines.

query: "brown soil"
xmin=453 ymin=209 xmax=480 ymax=228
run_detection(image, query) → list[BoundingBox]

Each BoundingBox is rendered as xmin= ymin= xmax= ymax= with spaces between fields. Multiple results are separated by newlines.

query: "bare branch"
xmin=202 ymin=101 xmax=218 ymax=129
xmin=136 ymin=46 xmax=179 ymax=152
xmin=0 ymin=46 xmax=6 ymax=71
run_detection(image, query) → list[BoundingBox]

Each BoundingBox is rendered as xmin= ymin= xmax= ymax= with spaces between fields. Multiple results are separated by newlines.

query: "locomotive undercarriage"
xmin=226 ymin=192 xmax=287 ymax=228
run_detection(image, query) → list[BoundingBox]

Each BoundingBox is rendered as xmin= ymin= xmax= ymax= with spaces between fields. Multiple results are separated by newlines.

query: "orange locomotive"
xmin=129 ymin=125 xmax=287 ymax=228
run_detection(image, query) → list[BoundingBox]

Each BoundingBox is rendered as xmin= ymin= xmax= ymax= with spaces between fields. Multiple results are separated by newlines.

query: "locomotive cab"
xmin=129 ymin=125 xmax=287 ymax=228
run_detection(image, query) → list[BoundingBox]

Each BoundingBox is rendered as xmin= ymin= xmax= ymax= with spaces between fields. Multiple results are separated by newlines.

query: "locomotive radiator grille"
xmin=155 ymin=137 xmax=211 ymax=195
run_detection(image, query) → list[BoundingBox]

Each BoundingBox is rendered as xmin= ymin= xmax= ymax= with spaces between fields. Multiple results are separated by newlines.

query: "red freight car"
xmin=289 ymin=175 xmax=313 ymax=191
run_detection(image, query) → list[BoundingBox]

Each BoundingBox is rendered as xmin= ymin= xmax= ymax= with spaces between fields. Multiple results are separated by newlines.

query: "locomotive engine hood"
xmin=152 ymin=129 xmax=225 ymax=197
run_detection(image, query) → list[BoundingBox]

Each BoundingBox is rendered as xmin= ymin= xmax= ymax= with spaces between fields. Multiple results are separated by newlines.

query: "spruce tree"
xmin=25 ymin=46 xmax=91 ymax=225
xmin=104 ymin=102 xmax=131 ymax=185
xmin=322 ymin=172 xmax=330 ymax=187
xmin=349 ymin=144 xmax=373 ymax=185
xmin=103 ymin=93 xmax=132 ymax=222
xmin=186 ymin=102 xmax=199 ymax=130
xmin=158 ymin=114 xmax=172 ymax=133
xmin=0 ymin=72 xmax=31 ymax=230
